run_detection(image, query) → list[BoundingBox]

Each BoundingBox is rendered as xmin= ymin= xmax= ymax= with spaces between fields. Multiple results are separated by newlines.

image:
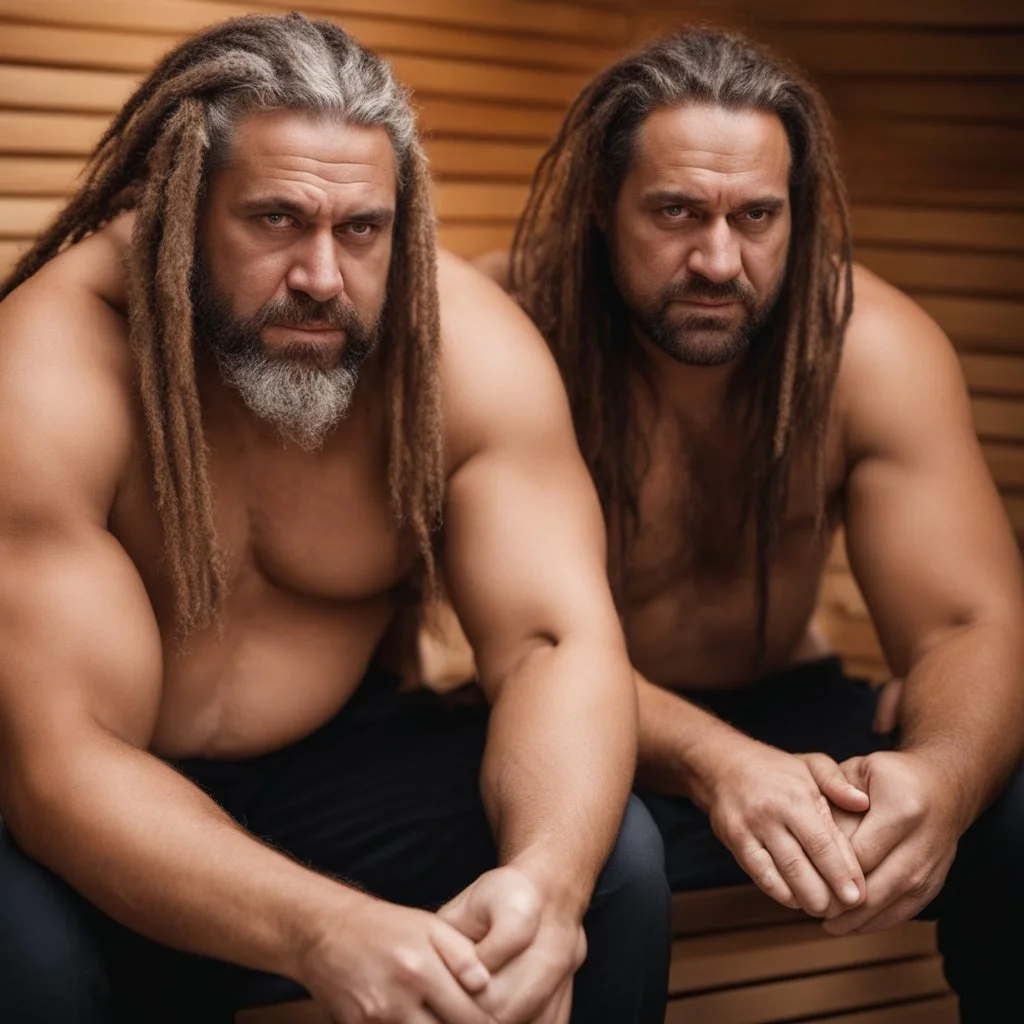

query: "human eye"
xmin=342 ymin=221 xmax=378 ymax=241
xmin=741 ymin=208 xmax=774 ymax=226
xmin=259 ymin=212 xmax=297 ymax=230
xmin=662 ymin=204 xmax=688 ymax=219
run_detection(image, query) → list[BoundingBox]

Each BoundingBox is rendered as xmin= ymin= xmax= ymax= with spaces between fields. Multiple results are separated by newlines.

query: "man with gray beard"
xmin=0 ymin=13 xmax=669 ymax=1024
xmin=193 ymin=261 xmax=380 ymax=450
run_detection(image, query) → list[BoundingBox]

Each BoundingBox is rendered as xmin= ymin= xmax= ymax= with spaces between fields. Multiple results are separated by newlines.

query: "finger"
xmin=802 ymin=753 xmax=869 ymax=813
xmin=873 ymin=678 xmax=903 ymax=735
xmin=824 ymin=849 xmax=945 ymax=937
xmin=735 ymin=841 xmax=800 ymax=909
xmin=473 ymin=892 xmax=541 ymax=973
xmin=787 ymin=808 xmax=866 ymax=909
xmin=421 ymin=953 xmax=499 ymax=1024
xmin=438 ymin=887 xmax=492 ymax=944
xmin=762 ymin=829 xmax=838 ymax=917
xmin=430 ymin=921 xmax=492 ymax=994
xmin=845 ymin=811 xmax=909 ymax=876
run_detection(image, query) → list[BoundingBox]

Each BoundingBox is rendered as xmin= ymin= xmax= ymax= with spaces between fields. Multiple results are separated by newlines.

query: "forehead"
xmin=624 ymin=103 xmax=791 ymax=200
xmin=218 ymin=108 xmax=397 ymax=204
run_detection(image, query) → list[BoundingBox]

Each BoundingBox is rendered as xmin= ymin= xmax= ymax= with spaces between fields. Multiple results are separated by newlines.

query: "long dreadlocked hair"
xmin=510 ymin=27 xmax=853 ymax=658
xmin=0 ymin=13 xmax=444 ymax=637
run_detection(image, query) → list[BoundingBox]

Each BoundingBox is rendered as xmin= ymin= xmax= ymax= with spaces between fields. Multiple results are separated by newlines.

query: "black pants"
xmin=637 ymin=656 xmax=1024 ymax=1023
xmin=0 ymin=672 xmax=670 ymax=1023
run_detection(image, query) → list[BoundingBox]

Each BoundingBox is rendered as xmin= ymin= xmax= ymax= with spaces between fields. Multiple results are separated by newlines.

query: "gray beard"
xmin=215 ymin=351 xmax=359 ymax=451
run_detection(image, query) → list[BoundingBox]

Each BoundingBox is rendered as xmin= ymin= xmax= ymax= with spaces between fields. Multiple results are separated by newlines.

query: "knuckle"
xmin=803 ymin=829 xmax=835 ymax=858
xmin=391 ymin=946 xmax=428 ymax=986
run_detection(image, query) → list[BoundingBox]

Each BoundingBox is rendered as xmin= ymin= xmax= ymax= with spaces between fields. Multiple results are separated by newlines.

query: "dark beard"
xmin=191 ymin=260 xmax=382 ymax=449
xmin=630 ymin=274 xmax=781 ymax=367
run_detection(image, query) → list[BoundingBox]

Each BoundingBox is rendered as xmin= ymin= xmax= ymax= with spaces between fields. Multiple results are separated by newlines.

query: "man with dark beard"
xmin=451 ymin=29 xmax=1024 ymax=1021
xmin=0 ymin=14 xmax=670 ymax=1024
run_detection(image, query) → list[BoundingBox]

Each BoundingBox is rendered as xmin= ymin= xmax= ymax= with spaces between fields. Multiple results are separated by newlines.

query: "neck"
xmin=629 ymin=329 xmax=741 ymax=429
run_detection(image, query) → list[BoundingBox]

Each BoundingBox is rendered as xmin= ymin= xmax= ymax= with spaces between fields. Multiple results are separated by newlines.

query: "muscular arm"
xmin=439 ymin=252 xmax=636 ymax=909
xmin=0 ymin=273 xmax=491 ymax=1019
xmin=0 ymin=279 xmax=351 ymax=979
xmin=827 ymin=266 xmax=1024 ymax=932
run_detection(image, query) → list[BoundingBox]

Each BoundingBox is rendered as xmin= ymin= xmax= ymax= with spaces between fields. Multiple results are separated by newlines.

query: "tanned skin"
xmin=0 ymin=110 xmax=635 ymax=1024
xmin=467 ymin=103 xmax=1024 ymax=933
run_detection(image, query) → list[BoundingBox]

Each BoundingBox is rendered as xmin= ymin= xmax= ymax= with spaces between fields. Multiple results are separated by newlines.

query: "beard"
xmin=623 ymin=269 xmax=782 ymax=368
xmin=192 ymin=265 xmax=382 ymax=451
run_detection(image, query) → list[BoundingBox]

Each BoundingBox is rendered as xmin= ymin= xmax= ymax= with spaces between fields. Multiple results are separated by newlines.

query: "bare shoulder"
xmin=835 ymin=263 xmax=970 ymax=461
xmin=0 ymin=230 xmax=136 ymax=524
xmin=436 ymin=249 xmax=573 ymax=471
xmin=469 ymin=248 xmax=512 ymax=292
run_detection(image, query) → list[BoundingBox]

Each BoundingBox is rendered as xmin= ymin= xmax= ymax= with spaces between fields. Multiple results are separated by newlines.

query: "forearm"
xmin=635 ymin=672 xmax=750 ymax=810
xmin=2 ymin=729 xmax=365 ymax=982
xmin=899 ymin=617 xmax=1024 ymax=830
xmin=480 ymin=636 xmax=636 ymax=916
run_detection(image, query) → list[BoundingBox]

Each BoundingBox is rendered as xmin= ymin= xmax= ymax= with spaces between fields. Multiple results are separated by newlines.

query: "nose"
xmin=285 ymin=230 xmax=344 ymax=303
xmin=686 ymin=216 xmax=742 ymax=285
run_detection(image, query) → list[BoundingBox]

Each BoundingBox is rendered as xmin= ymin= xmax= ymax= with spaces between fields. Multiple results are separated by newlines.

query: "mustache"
xmin=659 ymin=275 xmax=758 ymax=307
xmin=247 ymin=294 xmax=365 ymax=333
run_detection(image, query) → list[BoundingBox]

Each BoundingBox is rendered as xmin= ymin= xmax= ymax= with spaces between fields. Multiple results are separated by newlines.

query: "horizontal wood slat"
xmin=855 ymin=245 xmax=1024 ymax=298
xmin=664 ymin=956 xmax=949 ymax=1024
xmin=670 ymin=920 xmax=938 ymax=996
xmin=852 ymin=206 xmax=1024 ymax=250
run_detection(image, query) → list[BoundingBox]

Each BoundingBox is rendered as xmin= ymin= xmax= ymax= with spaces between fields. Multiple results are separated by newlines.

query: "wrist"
xmin=685 ymin=729 xmax=763 ymax=813
xmin=289 ymin=880 xmax=376 ymax=989
xmin=506 ymin=847 xmax=591 ymax=923
xmin=896 ymin=743 xmax=978 ymax=835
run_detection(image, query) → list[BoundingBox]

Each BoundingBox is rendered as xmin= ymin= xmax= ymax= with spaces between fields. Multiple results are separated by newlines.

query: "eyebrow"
xmin=643 ymin=190 xmax=786 ymax=213
xmin=238 ymin=196 xmax=395 ymax=225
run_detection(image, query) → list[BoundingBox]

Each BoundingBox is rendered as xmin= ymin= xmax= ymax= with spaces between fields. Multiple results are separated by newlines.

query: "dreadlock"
xmin=510 ymin=27 xmax=853 ymax=662
xmin=0 ymin=12 xmax=444 ymax=637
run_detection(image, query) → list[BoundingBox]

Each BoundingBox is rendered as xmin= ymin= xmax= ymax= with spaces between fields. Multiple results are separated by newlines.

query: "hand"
xmin=823 ymin=750 xmax=959 ymax=936
xmin=439 ymin=864 xmax=586 ymax=1024
xmin=300 ymin=895 xmax=495 ymax=1024
xmin=706 ymin=739 xmax=870 ymax=917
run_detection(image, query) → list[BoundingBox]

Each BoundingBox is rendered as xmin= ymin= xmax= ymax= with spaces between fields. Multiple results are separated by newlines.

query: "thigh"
xmin=184 ymin=675 xmax=499 ymax=912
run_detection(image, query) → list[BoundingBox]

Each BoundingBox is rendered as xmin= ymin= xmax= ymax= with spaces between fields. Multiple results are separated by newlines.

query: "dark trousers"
xmin=0 ymin=672 xmax=670 ymax=1023
xmin=637 ymin=656 xmax=1024 ymax=1023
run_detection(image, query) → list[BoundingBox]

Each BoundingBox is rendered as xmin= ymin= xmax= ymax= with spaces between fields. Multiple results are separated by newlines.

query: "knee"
xmin=0 ymin=827 xmax=110 ymax=1022
xmin=593 ymin=796 xmax=671 ymax=926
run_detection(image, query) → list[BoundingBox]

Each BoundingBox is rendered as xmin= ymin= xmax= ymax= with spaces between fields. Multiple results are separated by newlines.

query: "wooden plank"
xmin=0 ymin=111 xmax=107 ymax=155
xmin=0 ymin=22 xmax=174 ymax=71
xmin=821 ymin=77 xmax=1024 ymax=125
xmin=438 ymin=223 xmax=515 ymax=258
xmin=681 ymin=0 xmax=1024 ymax=28
xmin=961 ymin=354 xmax=1024 ymax=397
xmin=0 ymin=238 xmax=30 ymax=277
xmin=851 ymin=205 xmax=1024 ymax=254
xmin=806 ymin=994 xmax=960 ymax=1023
xmin=672 ymin=884 xmax=803 ymax=937
xmin=670 ymin=920 xmax=938 ymax=996
xmin=0 ymin=197 xmax=62 ymax=237
xmin=433 ymin=181 xmax=527 ymax=221
xmin=819 ymin=616 xmax=883 ymax=662
xmin=194 ymin=0 xmax=629 ymax=44
xmin=855 ymin=245 xmax=1024 ymax=299
xmin=664 ymin=956 xmax=950 ymax=1024
xmin=982 ymin=442 xmax=1024 ymax=489
xmin=838 ymin=121 xmax=1024 ymax=200
xmin=0 ymin=63 xmax=138 ymax=113
xmin=417 ymin=97 xmax=562 ymax=141
xmin=754 ymin=26 xmax=1023 ymax=76
xmin=237 ymin=1002 xmax=327 ymax=1024
xmin=427 ymin=139 xmax=542 ymax=178
xmin=0 ymin=156 xmax=84 ymax=195
xmin=0 ymin=2 xmax=621 ymax=71
xmin=916 ymin=296 xmax=1023 ymax=350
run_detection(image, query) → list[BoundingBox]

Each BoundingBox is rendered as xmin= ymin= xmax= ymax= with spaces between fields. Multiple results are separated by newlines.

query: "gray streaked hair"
xmin=1 ymin=12 xmax=444 ymax=637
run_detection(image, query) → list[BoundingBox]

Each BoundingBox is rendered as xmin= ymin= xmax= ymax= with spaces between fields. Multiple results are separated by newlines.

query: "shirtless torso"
xmin=0 ymin=102 xmax=642 ymax=1021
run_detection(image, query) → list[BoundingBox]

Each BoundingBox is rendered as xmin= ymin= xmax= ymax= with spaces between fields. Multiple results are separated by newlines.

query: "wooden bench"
xmin=238 ymin=885 xmax=957 ymax=1024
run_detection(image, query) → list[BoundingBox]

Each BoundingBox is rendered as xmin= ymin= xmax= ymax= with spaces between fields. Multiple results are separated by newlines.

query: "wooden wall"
xmin=0 ymin=0 xmax=624 ymax=273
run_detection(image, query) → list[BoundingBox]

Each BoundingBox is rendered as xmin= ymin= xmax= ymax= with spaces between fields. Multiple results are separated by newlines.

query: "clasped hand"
xmin=302 ymin=864 xmax=584 ymax=1023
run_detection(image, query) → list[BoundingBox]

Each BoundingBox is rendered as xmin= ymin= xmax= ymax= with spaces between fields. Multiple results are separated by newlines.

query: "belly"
xmin=625 ymin=569 xmax=828 ymax=689
xmin=149 ymin=587 xmax=394 ymax=760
